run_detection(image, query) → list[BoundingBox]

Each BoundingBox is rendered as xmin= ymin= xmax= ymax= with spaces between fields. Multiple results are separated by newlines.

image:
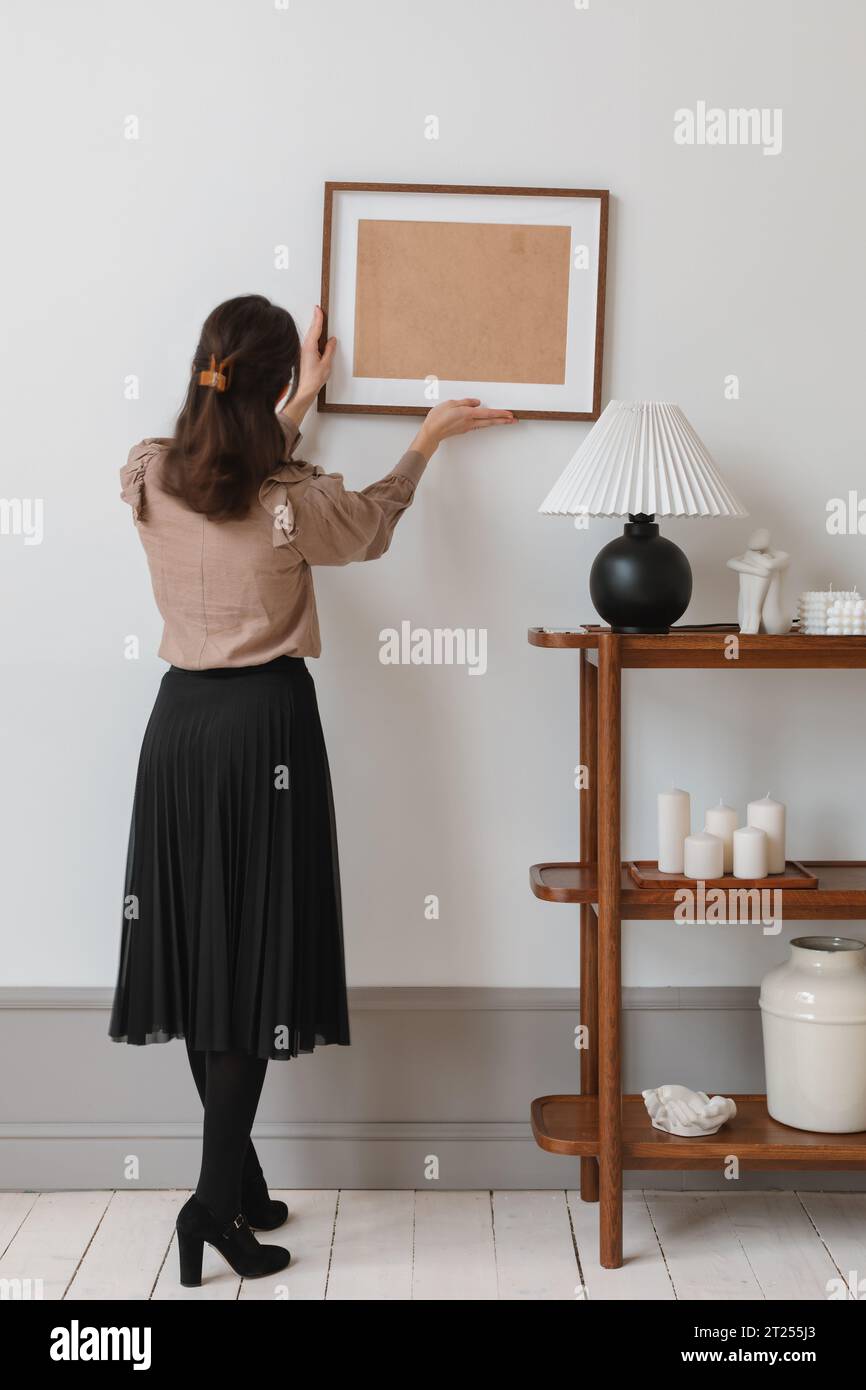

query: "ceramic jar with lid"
xmin=760 ymin=936 xmax=866 ymax=1133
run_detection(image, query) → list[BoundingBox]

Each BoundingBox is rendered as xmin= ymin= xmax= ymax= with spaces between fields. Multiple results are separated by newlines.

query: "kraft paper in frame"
xmin=352 ymin=219 xmax=572 ymax=386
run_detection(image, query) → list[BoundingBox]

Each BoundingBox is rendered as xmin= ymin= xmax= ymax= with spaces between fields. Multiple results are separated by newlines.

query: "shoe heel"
xmin=178 ymin=1232 xmax=204 ymax=1287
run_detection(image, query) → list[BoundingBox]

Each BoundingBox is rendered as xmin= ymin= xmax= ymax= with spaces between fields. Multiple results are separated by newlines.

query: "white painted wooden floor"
xmin=1 ymin=1190 xmax=863 ymax=1300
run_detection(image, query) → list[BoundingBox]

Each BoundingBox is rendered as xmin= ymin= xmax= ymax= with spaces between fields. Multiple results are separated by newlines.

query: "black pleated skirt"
xmin=109 ymin=656 xmax=350 ymax=1061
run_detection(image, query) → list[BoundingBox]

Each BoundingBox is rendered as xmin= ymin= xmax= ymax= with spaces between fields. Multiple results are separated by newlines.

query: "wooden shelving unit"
xmin=528 ymin=623 xmax=866 ymax=1269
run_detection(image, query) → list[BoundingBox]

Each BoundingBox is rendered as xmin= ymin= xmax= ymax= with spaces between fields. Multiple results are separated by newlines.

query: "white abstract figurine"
xmin=727 ymin=529 xmax=791 ymax=635
xmin=642 ymin=1085 xmax=737 ymax=1137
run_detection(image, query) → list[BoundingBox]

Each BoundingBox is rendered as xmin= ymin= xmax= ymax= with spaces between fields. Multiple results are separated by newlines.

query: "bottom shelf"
xmin=531 ymin=1095 xmax=866 ymax=1170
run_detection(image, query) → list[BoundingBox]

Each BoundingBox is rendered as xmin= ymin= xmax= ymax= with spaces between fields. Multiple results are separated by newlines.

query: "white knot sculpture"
xmin=726 ymin=528 xmax=791 ymax=635
xmin=642 ymin=1085 xmax=737 ymax=1137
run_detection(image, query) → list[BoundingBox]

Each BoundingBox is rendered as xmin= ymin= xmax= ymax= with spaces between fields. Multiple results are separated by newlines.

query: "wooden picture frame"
xmin=318 ymin=182 xmax=609 ymax=421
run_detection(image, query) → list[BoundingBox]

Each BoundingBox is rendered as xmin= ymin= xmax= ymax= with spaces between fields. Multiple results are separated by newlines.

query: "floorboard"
xmin=569 ymin=1191 xmax=675 ymax=1300
xmin=644 ymin=1192 xmax=764 ymax=1300
xmin=412 ymin=1191 xmax=498 ymax=1301
xmin=326 ymin=1190 xmax=414 ymax=1301
xmin=0 ymin=1191 xmax=110 ymax=1300
xmin=799 ymin=1193 xmax=866 ymax=1299
xmin=493 ymin=1190 xmax=580 ymax=1300
xmin=240 ymin=1190 xmax=337 ymax=1301
xmin=720 ymin=1192 xmax=841 ymax=1301
xmin=65 ymin=1190 xmax=183 ymax=1301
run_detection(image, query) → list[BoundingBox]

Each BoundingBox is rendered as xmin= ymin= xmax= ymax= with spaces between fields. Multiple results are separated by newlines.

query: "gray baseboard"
xmin=1 ymin=986 xmax=864 ymax=1192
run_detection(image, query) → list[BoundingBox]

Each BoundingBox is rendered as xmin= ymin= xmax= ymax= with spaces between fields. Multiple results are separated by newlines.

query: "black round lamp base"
xmin=589 ymin=516 xmax=692 ymax=635
xmin=607 ymin=624 xmax=674 ymax=635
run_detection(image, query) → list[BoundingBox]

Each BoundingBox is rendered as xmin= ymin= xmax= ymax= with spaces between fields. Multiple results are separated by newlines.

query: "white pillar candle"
xmin=658 ymin=789 xmax=691 ymax=873
xmin=747 ymin=795 xmax=786 ymax=874
xmin=704 ymin=801 xmax=738 ymax=874
xmin=683 ymin=831 xmax=724 ymax=880
xmin=733 ymin=825 xmax=769 ymax=879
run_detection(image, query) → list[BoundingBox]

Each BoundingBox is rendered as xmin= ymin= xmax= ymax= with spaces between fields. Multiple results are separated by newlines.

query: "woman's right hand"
xmin=281 ymin=307 xmax=337 ymax=427
xmin=411 ymin=399 xmax=517 ymax=460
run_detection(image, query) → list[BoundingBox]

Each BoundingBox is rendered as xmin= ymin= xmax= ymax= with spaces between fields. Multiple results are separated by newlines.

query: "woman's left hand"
xmin=282 ymin=307 xmax=336 ymax=425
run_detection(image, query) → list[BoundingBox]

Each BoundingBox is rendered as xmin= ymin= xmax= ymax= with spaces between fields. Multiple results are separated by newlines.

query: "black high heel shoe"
xmin=176 ymin=1195 xmax=290 ymax=1286
xmin=242 ymin=1164 xmax=289 ymax=1232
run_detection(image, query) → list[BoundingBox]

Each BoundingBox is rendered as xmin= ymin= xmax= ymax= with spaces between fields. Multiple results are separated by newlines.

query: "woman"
xmin=108 ymin=294 xmax=515 ymax=1286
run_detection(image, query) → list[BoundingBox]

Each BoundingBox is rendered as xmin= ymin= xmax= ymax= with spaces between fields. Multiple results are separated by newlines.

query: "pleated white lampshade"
xmin=539 ymin=401 xmax=748 ymax=519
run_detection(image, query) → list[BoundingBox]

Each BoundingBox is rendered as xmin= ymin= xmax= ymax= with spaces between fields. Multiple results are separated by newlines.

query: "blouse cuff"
xmin=391 ymin=449 xmax=428 ymax=491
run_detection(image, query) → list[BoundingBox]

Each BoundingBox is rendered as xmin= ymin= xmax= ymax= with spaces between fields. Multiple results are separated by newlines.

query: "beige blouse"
xmin=120 ymin=414 xmax=427 ymax=668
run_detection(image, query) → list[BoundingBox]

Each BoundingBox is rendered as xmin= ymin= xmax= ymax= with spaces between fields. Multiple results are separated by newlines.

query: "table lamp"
xmin=538 ymin=400 xmax=748 ymax=633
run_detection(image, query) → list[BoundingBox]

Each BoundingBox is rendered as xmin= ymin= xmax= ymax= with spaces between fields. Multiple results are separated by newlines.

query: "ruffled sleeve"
xmin=255 ymin=414 xmax=321 ymax=548
xmin=120 ymin=441 xmax=161 ymax=523
xmin=258 ymin=460 xmax=324 ymax=548
xmin=288 ymin=450 xmax=427 ymax=566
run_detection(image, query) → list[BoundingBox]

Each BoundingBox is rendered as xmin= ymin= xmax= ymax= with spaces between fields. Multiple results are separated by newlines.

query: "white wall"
xmin=2 ymin=0 xmax=865 ymax=988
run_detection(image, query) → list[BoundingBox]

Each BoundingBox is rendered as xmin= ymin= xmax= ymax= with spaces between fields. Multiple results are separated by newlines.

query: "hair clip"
xmin=198 ymin=354 xmax=232 ymax=393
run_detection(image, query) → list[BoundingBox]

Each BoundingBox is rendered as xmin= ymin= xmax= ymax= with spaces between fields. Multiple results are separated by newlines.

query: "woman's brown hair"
xmin=162 ymin=296 xmax=301 ymax=521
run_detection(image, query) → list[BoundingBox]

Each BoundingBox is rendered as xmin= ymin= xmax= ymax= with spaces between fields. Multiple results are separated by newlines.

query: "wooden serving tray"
xmin=628 ymin=859 xmax=818 ymax=890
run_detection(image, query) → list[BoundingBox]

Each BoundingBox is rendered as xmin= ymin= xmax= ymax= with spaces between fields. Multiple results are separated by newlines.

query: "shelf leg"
xmin=579 ymin=650 xmax=599 ymax=1202
xmin=597 ymin=633 xmax=622 ymax=1268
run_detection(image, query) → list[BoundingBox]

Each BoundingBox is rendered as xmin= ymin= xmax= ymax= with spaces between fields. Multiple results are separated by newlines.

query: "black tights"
xmin=186 ymin=1042 xmax=268 ymax=1226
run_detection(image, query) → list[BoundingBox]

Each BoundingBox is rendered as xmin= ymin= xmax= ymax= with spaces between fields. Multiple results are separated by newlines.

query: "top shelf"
xmin=529 ymin=624 xmax=866 ymax=669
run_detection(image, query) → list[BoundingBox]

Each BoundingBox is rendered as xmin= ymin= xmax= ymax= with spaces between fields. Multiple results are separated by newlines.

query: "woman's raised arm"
xmin=280 ymin=309 xmax=517 ymax=566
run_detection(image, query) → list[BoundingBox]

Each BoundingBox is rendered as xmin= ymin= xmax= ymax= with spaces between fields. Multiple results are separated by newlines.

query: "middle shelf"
xmin=530 ymin=861 xmax=866 ymax=921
